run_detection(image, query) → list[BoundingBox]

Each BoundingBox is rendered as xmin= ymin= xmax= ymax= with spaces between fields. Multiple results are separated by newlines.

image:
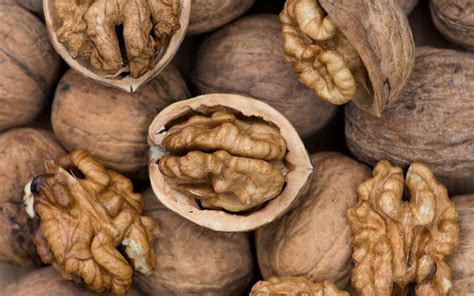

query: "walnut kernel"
xmin=250 ymin=276 xmax=349 ymax=296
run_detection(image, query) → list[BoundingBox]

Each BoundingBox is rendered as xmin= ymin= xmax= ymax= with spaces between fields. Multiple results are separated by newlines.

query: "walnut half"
xmin=23 ymin=150 xmax=156 ymax=295
xmin=250 ymin=276 xmax=349 ymax=296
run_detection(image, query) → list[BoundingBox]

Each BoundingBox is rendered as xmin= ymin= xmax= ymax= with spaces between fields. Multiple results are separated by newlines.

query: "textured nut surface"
xmin=399 ymin=0 xmax=419 ymax=14
xmin=51 ymin=67 xmax=189 ymax=179
xmin=188 ymin=0 xmax=255 ymax=34
xmin=0 ymin=128 xmax=65 ymax=266
xmin=6 ymin=0 xmax=44 ymax=17
xmin=0 ymin=3 xmax=60 ymax=132
xmin=256 ymin=153 xmax=369 ymax=288
xmin=192 ymin=14 xmax=337 ymax=139
xmin=280 ymin=0 xmax=415 ymax=116
xmin=345 ymin=48 xmax=474 ymax=183
xmin=135 ymin=189 xmax=253 ymax=295
xmin=27 ymin=150 xmax=156 ymax=295
xmin=250 ymin=276 xmax=349 ymax=296
xmin=347 ymin=161 xmax=460 ymax=296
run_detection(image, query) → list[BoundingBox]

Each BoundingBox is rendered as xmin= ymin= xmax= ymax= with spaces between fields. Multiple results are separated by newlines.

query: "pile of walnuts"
xmin=0 ymin=1 xmax=472 ymax=296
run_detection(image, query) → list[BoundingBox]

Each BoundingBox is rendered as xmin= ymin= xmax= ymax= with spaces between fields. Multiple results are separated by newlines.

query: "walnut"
xmin=345 ymin=47 xmax=474 ymax=195
xmin=188 ymin=0 xmax=255 ymax=34
xmin=279 ymin=0 xmax=415 ymax=116
xmin=256 ymin=153 xmax=369 ymax=288
xmin=347 ymin=160 xmax=460 ymax=296
xmin=449 ymin=195 xmax=474 ymax=295
xmin=0 ymin=128 xmax=65 ymax=266
xmin=134 ymin=188 xmax=254 ymax=295
xmin=399 ymin=0 xmax=419 ymax=14
xmin=430 ymin=0 xmax=474 ymax=51
xmin=192 ymin=14 xmax=337 ymax=139
xmin=24 ymin=150 xmax=156 ymax=295
xmin=43 ymin=0 xmax=190 ymax=92
xmin=250 ymin=277 xmax=349 ymax=296
xmin=5 ymin=0 xmax=44 ymax=17
xmin=51 ymin=66 xmax=189 ymax=179
xmin=148 ymin=93 xmax=312 ymax=232
xmin=0 ymin=3 xmax=60 ymax=132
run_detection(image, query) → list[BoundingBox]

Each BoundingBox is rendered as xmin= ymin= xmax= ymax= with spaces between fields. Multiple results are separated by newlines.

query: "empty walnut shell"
xmin=430 ymin=0 xmax=474 ymax=51
xmin=345 ymin=47 xmax=474 ymax=195
xmin=256 ymin=153 xmax=369 ymax=288
xmin=188 ymin=0 xmax=255 ymax=35
xmin=148 ymin=93 xmax=312 ymax=232
xmin=44 ymin=0 xmax=190 ymax=92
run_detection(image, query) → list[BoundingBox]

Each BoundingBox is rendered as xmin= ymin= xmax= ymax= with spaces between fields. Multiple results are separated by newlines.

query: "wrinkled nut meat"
xmin=347 ymin=161 xmax=460 ymax=296
xmin=148 ymin=94 xmax=312 ymax=232
xmin=280 ymin=0 xmax=415 ymax=116
xmin=23 ymin=150 xmax=156 ymax=295
xmin=250 ymin=277 xmax=349 ymax=296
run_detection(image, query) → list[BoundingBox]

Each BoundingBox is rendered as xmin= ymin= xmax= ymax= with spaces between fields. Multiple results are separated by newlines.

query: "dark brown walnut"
xmin=280 ymin=0 xmax=415 ymax=116
xmin=256 ymin=153 xmax=369 ymax=288
xmin=134 ymin=189 xmax=253 ymax=295
xmin=345 ymin=47 xmax=474 ymax=194
xmin=0 ymin=3 xmax=60 ymax=132
xmin=192 ymin=14 xmax=337 ymax=139
xmin=449 ymin=195 xmax=474 ymax=295
xmin=148 ymin=94 xmax=312 ymax=232
xmin=24 ymin=150 xmax=156 ymax=295
xmin=0 ymin=128 xmax=65 ymax=266
xmin=399 ymin=0 xmax=419 ymax=14
xmin=251 ymin=276 xmax=349 ymax=296
xmin=347 ymin=160 xmax=460 ymax=296
xmin=51 ymin=67 xmax=189 ymax=179
xmin=430 ymin=0 xmax=474 ymax=51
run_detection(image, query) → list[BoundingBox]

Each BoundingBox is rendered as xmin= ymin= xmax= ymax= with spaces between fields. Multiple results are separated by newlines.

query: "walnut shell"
xmin=0 ymin=3 xmax=60 ymax=132
xmin=430 ymin=0 xmax=474 ymax=51
xmin=345 ymin=47 xmax=474 ymax=194
xmin=51 ymin=67 xmax=189 ymax=179
xmin=188 ymin=0 xmax=255 ymax=35
xmin=134 ymin=189 xmax=253 ymax=295
xmin=43 ymin=0 xmax=190 ymax=92
xmin=256 ymin=152 xmax=369 ymax=288
xmin=399 ymin=0 xmax=419 ymax=14
xmin=0 ymin=128 xmax=65 ymax=266
xmin=6 ymin=0 xmax=44 ymax=17
xmin=449 ymin=195 xmax=474 ymax=295
xmin=148 ymin=93 xmax=313 ymax=232
xmin=191 ymin=14 xmax=337 ymax=139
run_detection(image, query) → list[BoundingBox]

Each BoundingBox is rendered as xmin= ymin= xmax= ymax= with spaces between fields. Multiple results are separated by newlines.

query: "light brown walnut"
xmin=347 ymin=160 xmax=460 ymax=296
xmin=250 ymin=277 xmax=349 ymax=296
xmin=24 ymin=150 xmax=156 ymax=295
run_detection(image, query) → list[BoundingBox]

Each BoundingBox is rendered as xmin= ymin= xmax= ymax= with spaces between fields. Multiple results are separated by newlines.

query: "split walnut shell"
xmin=345 ymin=47 xmax=474 ymax=194
xmin=256 ymin=153 xmax=370 ymax=288
xmin=430 ymin=0 xmax=474 ymax=51
xmin=44 ymin=0 xmax=190 ymax=92
xmin=280 ymin=0 xmax=415 ymax=116
xmin=250 ymin=276 xmax=349 ymax=296
xmin=148 ymin=93 xmax=313 ymax=232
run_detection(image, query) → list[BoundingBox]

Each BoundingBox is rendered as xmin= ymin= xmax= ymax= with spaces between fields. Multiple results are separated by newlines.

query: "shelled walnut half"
xmin=280 ymin=0 xmax=415 ymax=116
xmin=347 ymin=161 xmax=460 ymax=296
xmin=148 ymin=94 xmax=312 ymax=232
xmin=250 ymin=277 xmax=348 ymax=296
xmin=23 ymin=150 xmax=156 ymax=295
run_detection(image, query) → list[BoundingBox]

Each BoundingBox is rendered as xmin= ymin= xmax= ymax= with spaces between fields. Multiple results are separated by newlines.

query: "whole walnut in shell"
xmin=134 ymin=189 xmax=254 ymax=295
xmin=449 ymin=195 xmax=474 ymax=295
xmin=345 ymin=47 xmax=474 ymax=195
xmin=51 ymin=67 xmax=189 ymax=179
xmin=192 ymin=14 xmax=337 ymax=139
xmin=0 ymin=128 xmax=65 ymax=266
xmin=430 ymin=0 xmax=474 ymax=51
xmin=0 ymin=3 xmax=60 ymax=132
xmin=188 ymin=0 xmax=255 ymax=35
xmin=256 ymin=152 xmax=370 ymax=288
xmin=251 ymin=276 xmax=349 ymax=296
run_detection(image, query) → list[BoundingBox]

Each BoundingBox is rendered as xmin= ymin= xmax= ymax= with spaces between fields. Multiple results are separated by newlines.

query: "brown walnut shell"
xmin=345 ymin=47 xmax=474 ymax=194
xmin=256 ymin=152 xmax=369 ymax=288
xmin=51 ymin=67 xmax=189 ymax=179
xmin=6 ymin=0 xmax=44 ymax=17
xmin=148 ymin=93 xmax=313 ymax=232
xmin=0 ymin=3 xmax=60 ymax=132
xmin=134 ymin=189 xmax=254 ymax=295
xmin=192 ymin=14 xmax=337 ymax=139
xmin=0 ymin=128 xmax=65 ymax=266
xmin=188 ymin=0 xmax=255 ymax=35
xmin=430 ymin=0 xmax=474 ymax=51
xmin=43 ymin=0 xmax=190 ymax=92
